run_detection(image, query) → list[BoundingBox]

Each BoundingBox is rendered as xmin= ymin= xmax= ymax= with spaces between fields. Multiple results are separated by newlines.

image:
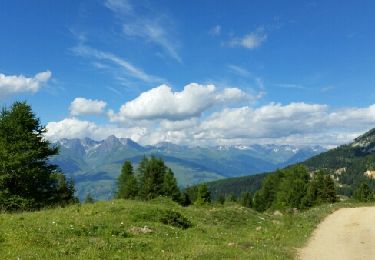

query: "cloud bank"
xmin=0 ymin=71 xmax=51 ymax=98
xmin=45 ymin=83 xmax=375 ymax=147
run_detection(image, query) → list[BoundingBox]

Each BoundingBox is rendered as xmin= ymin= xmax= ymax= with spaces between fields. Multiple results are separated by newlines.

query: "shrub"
xmin=159 ymin=210 xmax=192 ymax=229
xmin=354 ymin=182 xmax=374 ymax=202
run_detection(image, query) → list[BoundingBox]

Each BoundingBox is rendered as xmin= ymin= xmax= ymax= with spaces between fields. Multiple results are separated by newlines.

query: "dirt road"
xmin=299 ymin=207 xmax=375 ymax=260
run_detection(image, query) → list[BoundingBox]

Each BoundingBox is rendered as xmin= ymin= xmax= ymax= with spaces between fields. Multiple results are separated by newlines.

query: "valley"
xmin=51 ymin=136 xmax=325 ymax=200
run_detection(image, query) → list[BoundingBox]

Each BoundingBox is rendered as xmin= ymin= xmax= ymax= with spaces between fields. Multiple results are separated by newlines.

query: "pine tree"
xmin=217 ymin=194 xmax=225 ymax=205
xmin=117 ymin=161 xmax=138 ymax=199
xmin=137 ymin=156 xmax=182 ymax=202
xmin=240 ymin=192 xmax=252 ymax=208
xmin=303 ymin=171 xmax=337 ymax=207
xmin=138 ymin=156 xmax=166 ymax=200
xmin=354 ymin=182 xmax=374 ymax=202
xmin=253 ymin=169 xmax=284 ymax=211
xmin=162 ymin=168 xmax=181 ymax=202
xmin=0 ymin=102 xmax=76 ymax=211
xmin=180 ymin=192 xmax=192 ymax=207
xmin=275 ymin=165 xmax=309 ymax=209
xmin=253 ymin=190 xmax=267 ymax=212
xmin=195 ymin=184 xmax=211 ymax=205
xmin=322 ymin=175 xmax=337 ymax=203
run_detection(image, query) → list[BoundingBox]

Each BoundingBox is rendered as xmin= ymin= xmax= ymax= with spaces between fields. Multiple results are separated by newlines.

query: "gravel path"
xmin=299 ymin=207 xmax=375 ymax=260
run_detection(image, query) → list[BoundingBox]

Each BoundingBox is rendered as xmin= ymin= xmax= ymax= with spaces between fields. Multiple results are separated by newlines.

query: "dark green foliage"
xmin=195 ymin=183 xmax=211 ymax=205
xmin=116 ymin=156 xmax=183 ymax=204
xmin=159 ymin=210 xmax=192 ymax=229
xmin=254 ymin=165 xmax=337 ymax=212
xmin=138 ymin=156 xmax=167 ymax=200
xmin=162 ymin=168 xmax=181 ymax=202
xmin=275 ymin=165 xmax=309 ymax=209
xmin=354 ymin=182 xmax=374 ymax=202
xmin=253 ymin=191 xmax=267 ymax=212
xmin=240 ymin=192 xmax=252 ymax=208
xmin=253 ymin=170 xmax=284 ymax=211
xmin=321 ymin=175 xmax=337 ymax=203
xmin=180 ymin=192 xmax=192 ymax=207
xmin=184 ymin=185 xmax=199 ymax=203
xmin=206 ymin=173 xmax=267 ymax=200
xmin=49 ymin=173 xmax=78 ymax=206
xmin=217 ymin=194 xmax=225 ymax=205
xmin=116 ymin=161 xmax=138 ymax=199
xmin=302 ymin=171 xmax=337 ymax=207
xmin=226 ymin=193 xmax=237 ymax=202
xmin=84 ymin=193 xmax=95 ymax=204
xmin=0 ymin=102 xmax=76 ymax=211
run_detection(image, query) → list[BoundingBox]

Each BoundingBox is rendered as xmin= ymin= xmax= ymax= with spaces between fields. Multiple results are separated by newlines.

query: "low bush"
xmin=159 ymin=210 xmax=192 ymax=229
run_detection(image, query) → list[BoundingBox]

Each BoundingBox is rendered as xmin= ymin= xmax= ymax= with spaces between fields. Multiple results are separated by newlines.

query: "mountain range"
xmin=207 ymin=127 xmax=375 ymax=199
xmin=50 ymin=136 xmax=326 ymax=200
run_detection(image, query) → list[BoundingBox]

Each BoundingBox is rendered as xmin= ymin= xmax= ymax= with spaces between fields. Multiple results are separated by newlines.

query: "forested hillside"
xmin=204 ymin=127 xmax=375 ymax=200
xmin=304 ymin=128 xmax=375 ymax=195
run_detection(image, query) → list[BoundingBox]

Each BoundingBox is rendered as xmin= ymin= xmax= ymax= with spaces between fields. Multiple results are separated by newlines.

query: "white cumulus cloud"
xmin=0 ymin=71 xmax=51 ymax=98
xmin=70 ymin=97 xmax=107 ymax=116
xmin=108 ymin=83 xmax=251 ymax=121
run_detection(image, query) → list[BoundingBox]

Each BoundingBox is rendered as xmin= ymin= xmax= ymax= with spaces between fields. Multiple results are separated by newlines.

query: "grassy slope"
xmin=0 ymin=199 xmax=366 ymax=259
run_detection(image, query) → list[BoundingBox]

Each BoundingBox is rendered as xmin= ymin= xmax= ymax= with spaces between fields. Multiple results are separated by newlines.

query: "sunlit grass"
xmin=0 ymin=198 xmax=368 ymax=259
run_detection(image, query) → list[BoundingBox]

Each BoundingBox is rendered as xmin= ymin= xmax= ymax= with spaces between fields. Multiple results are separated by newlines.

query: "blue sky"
xmin=1 ymin=0 xmax=375 ymax=146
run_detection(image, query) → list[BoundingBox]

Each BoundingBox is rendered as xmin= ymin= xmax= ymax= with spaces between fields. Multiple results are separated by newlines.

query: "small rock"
xmin=129 ymin=226 xmax=153 ymax=234
xmin=273 ymin=210 xmax=283 ymax=216
xmin=227 ymin=242 xmax=236 ymax=247
xmin=256 ymin=226 xmax=262 ymax=231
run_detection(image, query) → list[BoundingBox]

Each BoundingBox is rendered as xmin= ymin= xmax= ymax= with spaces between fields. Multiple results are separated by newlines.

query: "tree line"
xmin=115 ymin=156 xmax=212 ymax=206
xmin=0 ymin=102 xmax=76 ymax=211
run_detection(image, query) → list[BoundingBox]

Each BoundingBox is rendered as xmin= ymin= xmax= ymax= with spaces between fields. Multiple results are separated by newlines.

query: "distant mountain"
xmin=205 ymin=127 xmax=375 ymax=199
xmin=50 ymin=136 xmax=326 ymax=200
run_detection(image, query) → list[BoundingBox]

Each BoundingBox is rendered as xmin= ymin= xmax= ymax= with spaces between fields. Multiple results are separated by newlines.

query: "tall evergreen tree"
xmin=217 ymin=194 xmax=225 ymax=205
xmin=137 ymin=156 xmax=182 ymax=202
xmin=138 ymin=156 xmax=166 ymax=200
xmin=240 ymin=192 xmax=252 ymax=208
xmin=322 ymin=175 xmax=337 ymax=203
xmin=0 ymin=102 xmax=76 ymax=211
xmin=302 ymin=171 xmax=337 ymax=207
xmin=116 ymin=161 xmax=138 ymax=199
xmin=162 ymin=168 xmax=181 ymax=202
xmin=195 ymin=183 xmax=211 ymax=205
xmin=253 ymin=169 xmax=284 ymax=211
xmin=180 ymin=192 xmax=192 ymax=207
xmin=275 ymin=165 xmax=309 ymax=209
xmin=354 ymin=182 xmax=374 ymax=202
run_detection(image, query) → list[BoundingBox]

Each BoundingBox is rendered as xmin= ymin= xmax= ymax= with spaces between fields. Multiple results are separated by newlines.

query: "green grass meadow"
xmin=0 ymin=198 xmax=364 ymax=259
